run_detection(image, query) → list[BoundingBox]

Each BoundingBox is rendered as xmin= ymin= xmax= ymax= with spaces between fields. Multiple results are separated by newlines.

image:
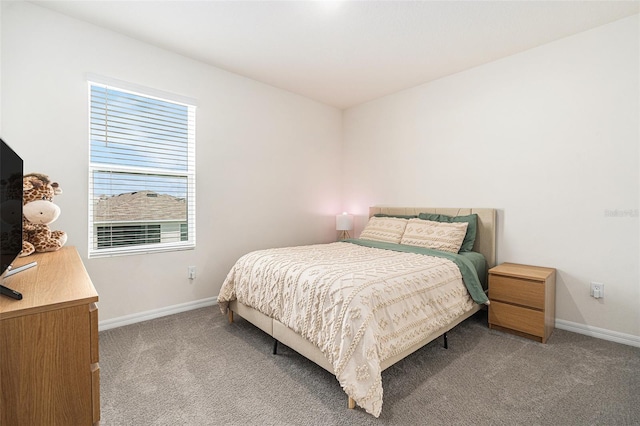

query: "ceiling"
xmin=31 ymin=1 xmax=640 ymax=109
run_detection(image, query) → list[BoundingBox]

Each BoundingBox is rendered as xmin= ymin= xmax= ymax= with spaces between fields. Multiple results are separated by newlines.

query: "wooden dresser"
xmin=0 ymin=247 xmax=100 ymax=425
xmin=488 ymin=262 xmax=556 ymax=343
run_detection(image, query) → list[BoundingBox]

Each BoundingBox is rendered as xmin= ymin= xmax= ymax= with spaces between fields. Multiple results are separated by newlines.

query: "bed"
xmin=217 ymin=207 xmax=496 ymax=417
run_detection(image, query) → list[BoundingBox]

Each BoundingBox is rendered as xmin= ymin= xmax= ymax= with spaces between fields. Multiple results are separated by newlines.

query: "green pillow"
xmin=418 ymin=213 xmax=478 ymax=252
xmin=373 ymin=213 xmax=418 ymax=219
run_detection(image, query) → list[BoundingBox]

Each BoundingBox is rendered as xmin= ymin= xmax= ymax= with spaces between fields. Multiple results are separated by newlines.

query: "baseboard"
xmin=555 ymin=319 xmax=640 ymax=348
xmin=98 ymin=297 xmax=217 ymax=331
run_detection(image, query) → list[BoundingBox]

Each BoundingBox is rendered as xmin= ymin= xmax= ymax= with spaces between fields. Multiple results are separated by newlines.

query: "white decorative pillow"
xmin=359 ymin=217 xmax=408 ymax=244
xmin=400 ymin=218 xmax=468 ymax=253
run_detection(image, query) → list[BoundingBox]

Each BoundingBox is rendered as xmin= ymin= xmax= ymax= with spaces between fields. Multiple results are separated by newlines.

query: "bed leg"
xmin=348 ymin=396 xmax=356 ymax=409
xmin=228 ymin=310 xmax=233 ymax=324
xmin=273 ymin=339 xmax=278 ymax=355
xmin=443 ymin=332 xmax=448 ymax=349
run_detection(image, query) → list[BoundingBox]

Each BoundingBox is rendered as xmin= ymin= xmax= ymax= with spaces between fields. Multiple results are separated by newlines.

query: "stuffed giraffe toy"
xmin=19 ymin=173 xmax=67 ymax=257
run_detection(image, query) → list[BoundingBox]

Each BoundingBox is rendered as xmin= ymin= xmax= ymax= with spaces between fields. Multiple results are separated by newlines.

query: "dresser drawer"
xmin=489 ymin=274 xmax=544 ymax=310
xmin=489 ymin=300 xmax=544 ymax=337
xmin=90 ymin=303 xmax=99 ymax=364
xmin=91 ymin=363 xmax=100 ymax=424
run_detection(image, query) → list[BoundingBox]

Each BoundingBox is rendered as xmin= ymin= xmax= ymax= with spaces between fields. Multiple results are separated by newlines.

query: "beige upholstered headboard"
xmin=368 ymin=207 xmax=497 ymax=268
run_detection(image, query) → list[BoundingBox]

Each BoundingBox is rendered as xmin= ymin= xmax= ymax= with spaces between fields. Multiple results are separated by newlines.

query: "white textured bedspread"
xmin=217 ymin=242 xmax=475 ymax=417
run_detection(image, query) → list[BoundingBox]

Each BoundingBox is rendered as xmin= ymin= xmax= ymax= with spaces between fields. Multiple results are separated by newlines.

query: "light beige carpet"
xmin=99 ymin=307 xmax=640 ymax=425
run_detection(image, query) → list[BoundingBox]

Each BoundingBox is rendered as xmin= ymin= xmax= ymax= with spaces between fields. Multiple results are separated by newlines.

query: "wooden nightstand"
xmin=488 ymin=263 xmax=556 ymax=343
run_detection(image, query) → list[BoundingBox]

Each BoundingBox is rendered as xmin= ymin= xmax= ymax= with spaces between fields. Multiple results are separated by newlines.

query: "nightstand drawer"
xmin=489 ymin=275 xmax=544 ymax=310
xmin=489 ymin=300 xmax=544 ymax=337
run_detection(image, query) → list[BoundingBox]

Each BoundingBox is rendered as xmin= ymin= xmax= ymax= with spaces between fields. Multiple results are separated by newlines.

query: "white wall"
xmin=1 ymin=2 xmax=343 ymax=321
xmin=343 ymin=16 xmax=639 ymax=339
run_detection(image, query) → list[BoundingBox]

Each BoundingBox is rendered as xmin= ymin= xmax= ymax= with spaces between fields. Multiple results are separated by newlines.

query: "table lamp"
xmin=336 ymin=212 xmax=354 ymax=240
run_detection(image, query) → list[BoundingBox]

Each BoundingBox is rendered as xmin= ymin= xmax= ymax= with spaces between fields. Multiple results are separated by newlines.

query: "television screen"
xmin=0 ymin=138 xmax=24 ymax=278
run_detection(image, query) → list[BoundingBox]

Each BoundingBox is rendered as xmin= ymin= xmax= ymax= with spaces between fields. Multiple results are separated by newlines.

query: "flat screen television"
xmin=0 ymin=138 xmax=24 ymax=279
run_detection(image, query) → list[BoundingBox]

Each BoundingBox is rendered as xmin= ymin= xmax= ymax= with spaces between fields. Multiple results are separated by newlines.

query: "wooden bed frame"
xmin=227 ymin=206 xmax=497 ymax=410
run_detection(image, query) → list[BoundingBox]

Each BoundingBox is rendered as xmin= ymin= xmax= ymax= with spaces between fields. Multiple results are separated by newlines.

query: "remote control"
xmin=0 ymin=284 xmax=23 ymax=300
xmin=5 ymin=261 xmax=37 ymax=277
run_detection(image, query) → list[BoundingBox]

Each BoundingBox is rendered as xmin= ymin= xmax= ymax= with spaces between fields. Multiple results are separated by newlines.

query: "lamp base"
xmin=338 ymin=230 xmax=351 ymax=240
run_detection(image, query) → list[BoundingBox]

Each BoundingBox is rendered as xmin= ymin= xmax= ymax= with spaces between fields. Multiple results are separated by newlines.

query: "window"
xmin=88 ymin=78 xmax=195 ymax=257
xmin=97 ymin=224 xmax=161 ymax=248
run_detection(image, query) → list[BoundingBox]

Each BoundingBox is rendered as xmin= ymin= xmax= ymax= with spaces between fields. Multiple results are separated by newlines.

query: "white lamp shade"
xmin=336 ymin=212 xmax=354 ymax=231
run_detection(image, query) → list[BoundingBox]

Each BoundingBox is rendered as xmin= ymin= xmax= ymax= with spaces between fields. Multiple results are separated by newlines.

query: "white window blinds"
xmin=88 ymin=80 xmax=196 ymax=257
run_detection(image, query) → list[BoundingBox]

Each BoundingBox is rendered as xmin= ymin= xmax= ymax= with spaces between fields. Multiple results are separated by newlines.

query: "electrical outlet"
xmin=188 ymin=266 xmax=196 ymax=280
xmin=590 ymin=282 xmax=604 ymax=299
